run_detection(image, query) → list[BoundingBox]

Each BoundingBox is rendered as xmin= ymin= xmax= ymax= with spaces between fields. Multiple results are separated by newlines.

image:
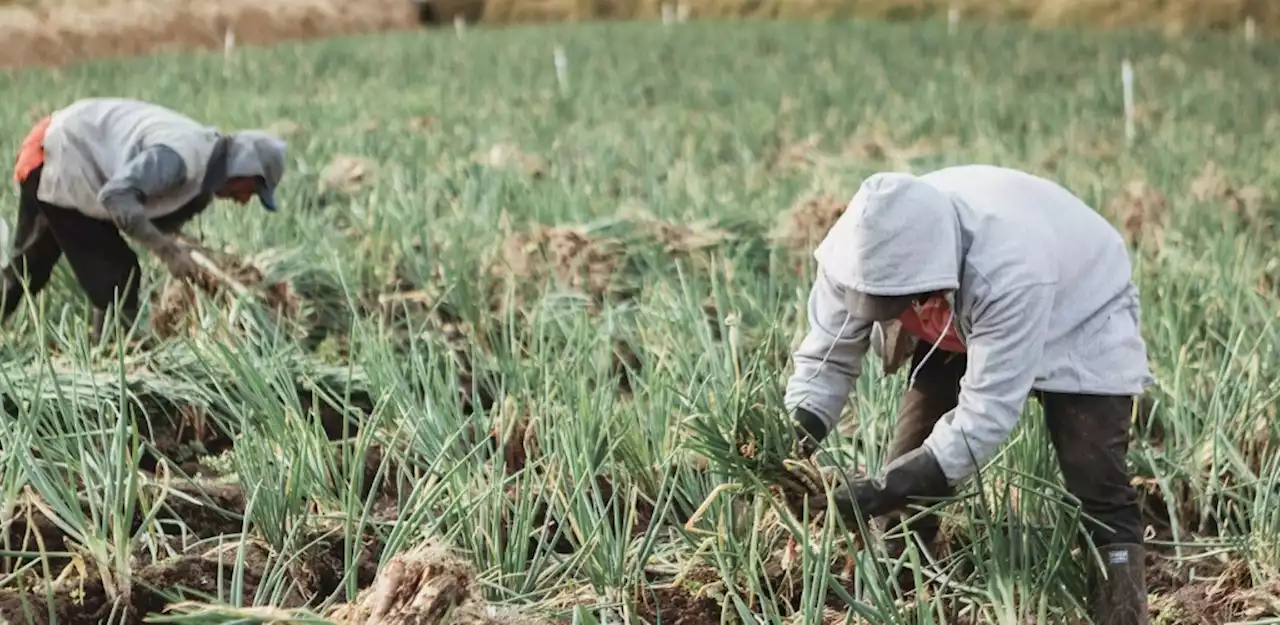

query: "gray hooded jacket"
xmin=35 ymin=98 xmax=286 ymax=225
xmin=784 ymin=165 xmax=1153 ymax=484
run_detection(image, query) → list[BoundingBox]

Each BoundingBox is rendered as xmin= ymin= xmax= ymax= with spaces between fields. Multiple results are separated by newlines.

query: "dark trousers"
xmin=1 ymin=164 xmax=202 ymax=339
xmin=876 ymin=341 xmax=1144 ymax=554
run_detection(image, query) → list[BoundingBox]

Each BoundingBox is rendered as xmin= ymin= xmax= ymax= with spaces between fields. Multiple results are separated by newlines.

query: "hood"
xmin=814 ymin=172 xmax=961 ymax=298
xmin=225 ymin=130 xmax=287 ymax=211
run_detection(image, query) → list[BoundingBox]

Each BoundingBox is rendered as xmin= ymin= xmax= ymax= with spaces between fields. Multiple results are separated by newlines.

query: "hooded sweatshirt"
xmin=784 ymin=165 xmax=1153 ymax=484
xmin=34 ymin=98 xmax=286 ymax=224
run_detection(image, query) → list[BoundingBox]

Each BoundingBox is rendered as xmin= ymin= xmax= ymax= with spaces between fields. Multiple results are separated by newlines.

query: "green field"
xmin=0 ymin=17 xmax=1278 ymax=625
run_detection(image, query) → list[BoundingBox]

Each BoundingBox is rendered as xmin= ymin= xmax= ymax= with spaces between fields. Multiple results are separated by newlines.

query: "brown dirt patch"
xmin=490 ymin=224 xmax=630 ymax=315
xmin=634 ymin=583 xmax=723 ymax=625
xmin=3 ymin=479 xmax=248 ymax=569
xmin=1189 ymin=161 xmax=1271 ymax=235
xmin=133 ymin=385 xmax=369 ymax=472
xmin=1107 ymin=179 xmax=1168 ymax=253
xmin=135 ymin=399 xmax=234 ymax=472
xmin=150 ymin=237 xmax=307 ymax=341
xmin=0 ymin=0 xmax=418 ymax=70
xmin=770 ymin=194 xmax=847 ymax=274
xmin=0 ymin=524 xmax=384 ymax=623
xmin=320 ymin=155 xmax=378 ymax=196
xmin=1147 ymin=552 xmax=1280 ymax=624
xmin=1 ymin=0 xmax=1272 ymax=72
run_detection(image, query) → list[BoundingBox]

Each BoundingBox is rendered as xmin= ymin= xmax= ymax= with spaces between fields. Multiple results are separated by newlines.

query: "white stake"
xmin=948 ymin=7 xmax=959 ymax=35
xmin=222 ymin=26 xmax=236 ymax=76
xmin=455 ymin=14 xmax=466 ymax=38
xmin=554 ymin=45 xmax=569 ymax=95
xmin=677 ymin=1 xmax=689 ymax=22
xmin=223 ymin=26 xmax=235 ymax=61
xmin=1121 ymin=59 xmax=1135 ymax=144
xmin=662 ymin=2 xmax=674 ymax=25
xmin=1245 ymin=17 xmax=1257 ymax=44
xmin=0 ymin=217 xmax=9 ymax=259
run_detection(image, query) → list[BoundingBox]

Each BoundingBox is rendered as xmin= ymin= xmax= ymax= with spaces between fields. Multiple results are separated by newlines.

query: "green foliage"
xmin=0 ymin=16 xmax=1278 ymax=624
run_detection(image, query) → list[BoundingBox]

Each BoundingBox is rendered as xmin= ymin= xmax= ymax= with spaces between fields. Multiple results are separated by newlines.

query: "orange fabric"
xmin=898 ymin=294 xmax=967 ymax=354
xmin=14 ymin=115 xmax=52 ymax=185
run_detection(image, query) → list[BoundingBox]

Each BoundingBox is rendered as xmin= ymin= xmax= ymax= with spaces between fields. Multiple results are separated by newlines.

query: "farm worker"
xmin=783 ymin=165 xmax=1152 ymax=624
xmin=2 ymin=98 xmax=287 ymax=343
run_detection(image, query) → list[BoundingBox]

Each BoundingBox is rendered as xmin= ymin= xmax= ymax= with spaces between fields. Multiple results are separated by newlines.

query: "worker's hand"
xmin=156 ymin=238 xmax=199 ymax=280
xmin=776 ymin=459 xmax=841 ymax=518
xmin=800 ymin=470 xmax=882 ymax=523
xmin=785 ymin=447 xmax=952 ymax=526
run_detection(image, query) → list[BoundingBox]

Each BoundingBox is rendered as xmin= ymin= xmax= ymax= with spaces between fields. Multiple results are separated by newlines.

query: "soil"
xmin=131 ymin=384 xmax=370 ymax=473
xmin=502 ymin=475 xmax=658 ymax=558
xmin=1108 ymin=179 xmax=1168 ymax=253
xmin=1145 ymin=548 xmax=1280 ymax=623
xmin=633 ymin=584 xmax=723 ymax=625
xmin=3 ymin=480 xmax=248 ymax=571
xmin=149 ymin=237 xmax=308 ymax=341
xmin=0 ymin=523 xmax=385 ymax=623
xmin=134 ymin=398 xmax=235 ymax=473
xmin=489 ymin=224 xmax=632 ymax=316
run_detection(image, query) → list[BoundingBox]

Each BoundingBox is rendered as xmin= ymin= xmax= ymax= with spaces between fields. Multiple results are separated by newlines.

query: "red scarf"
xmin=897 ymin=294 xmax=966 ymax=353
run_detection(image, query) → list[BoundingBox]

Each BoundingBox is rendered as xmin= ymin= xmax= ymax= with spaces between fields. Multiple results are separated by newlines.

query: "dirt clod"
xmin=634 ymin=584 xmax=723 ymax=625
xmin=1108 ymin=179 xmax=1167 ymax=252
xmin=326 ymin=539 xmax=538 ymax=624
xmin=1190 ymin=161 xmax=1270 ymax=234
xmin=150 ymin=237 xmax=305 ymax=339
xmin=320 ymin=155 xmax=378 ymax=195
xmin=770 ymin=194 xmax=847 ymax=272
xmin=490 ymin=225 xmax=629 ymax=313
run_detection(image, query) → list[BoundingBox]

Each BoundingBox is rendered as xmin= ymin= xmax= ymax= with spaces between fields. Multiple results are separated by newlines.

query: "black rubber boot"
xmin=1088 ymin=543 xmax=1148 ymax=625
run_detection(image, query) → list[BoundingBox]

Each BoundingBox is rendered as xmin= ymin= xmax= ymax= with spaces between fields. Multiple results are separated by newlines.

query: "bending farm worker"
xmin=2 ymin=98 xmax=287 ymax=343
xmin=784 ymin=165 xmax=1152 ymax=625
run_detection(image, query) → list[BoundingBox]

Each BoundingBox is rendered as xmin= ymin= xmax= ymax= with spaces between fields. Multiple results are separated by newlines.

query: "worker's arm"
xmin=97 ymin=145 xmax=197 ymax=277
xmin=97 ymin=145 xmax=188 ymax=253
xmin=803 ymin=282 xmax=1055 ymax=523
xmin=783 ymin=266 xmax=873 ymax=450
xmin=922 ymin=282 xmax=1054 ymax=484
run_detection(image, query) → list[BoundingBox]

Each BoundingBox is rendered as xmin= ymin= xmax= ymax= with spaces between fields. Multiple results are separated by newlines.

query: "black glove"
xmin=791 ymin=407 xmax=828 ymax=459
xmin=807 ymin=446 xmax=950 ymax=523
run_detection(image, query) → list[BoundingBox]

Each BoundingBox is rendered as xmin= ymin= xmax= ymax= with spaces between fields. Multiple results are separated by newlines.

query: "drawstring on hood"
xmin=799 ymin=173 xmax=965 ymax=395
xmin=786 ymin=164 xmax=1155 ymax=484
xmin=907 ymin=301 xmax=954 ymax=391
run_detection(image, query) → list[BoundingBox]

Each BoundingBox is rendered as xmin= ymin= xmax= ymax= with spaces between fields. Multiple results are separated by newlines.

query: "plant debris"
xmin=320 ymin=155 xmax=378 ymax=194
xmin=326 ymin=538 xmax=542 ymax=624
xmin=475 ymin=143 xmax=547 ymax=178
xmin=1108 ymin=179 xmax=1168 ymax=252
xmin=770 ymin=194 xmax=848 ymax=271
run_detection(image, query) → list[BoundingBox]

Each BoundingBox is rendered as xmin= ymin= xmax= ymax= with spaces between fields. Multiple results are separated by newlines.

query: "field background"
xmin=2 ymin=4 xmax=1280 ymax=625
xmin=0 ymin=0 xmax=1276 ymax=68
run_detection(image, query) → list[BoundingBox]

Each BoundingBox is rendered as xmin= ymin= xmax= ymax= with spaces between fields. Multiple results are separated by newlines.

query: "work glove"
xmin=155 ymin=238 xmax=199 ymax=280
xmin=790 ymin=406 xmax=828 ymax=459
xmin=792 ymin=446 xmax=951 ymax=525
